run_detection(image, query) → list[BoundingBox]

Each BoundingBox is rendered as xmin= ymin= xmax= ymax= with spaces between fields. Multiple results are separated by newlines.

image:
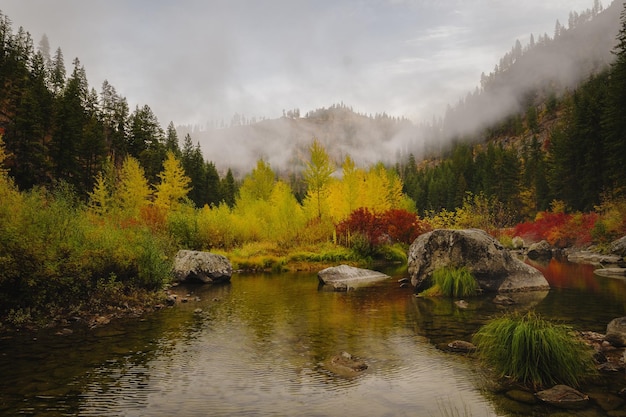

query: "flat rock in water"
xmin=444 ymin=340 xmax=476 ymax=353
xmin=535 ymin=385 xmax=590 ymax=410
xmin=318 ymin=265 xmax=389 ymax=291
xmin=568 ymin=251 xmax=622 ymax=266
xmin=594 ymin=268 xmax=626 ymax=278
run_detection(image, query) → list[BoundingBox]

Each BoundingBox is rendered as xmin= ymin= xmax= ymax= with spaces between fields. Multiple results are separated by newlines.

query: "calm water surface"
xmin=1 ymin=258 xmax=626 ymax=416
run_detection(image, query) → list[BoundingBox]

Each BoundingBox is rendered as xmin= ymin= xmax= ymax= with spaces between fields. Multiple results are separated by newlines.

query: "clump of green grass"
xmin=472 ymin=311 xmax=597 ymax=389
xmin=420 ymin=266 xmax=479 ymax=298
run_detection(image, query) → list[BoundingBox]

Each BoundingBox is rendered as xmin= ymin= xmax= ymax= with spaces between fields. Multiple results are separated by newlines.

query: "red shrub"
xmin=513 ymin=211 xmax=598 ymax=248
xmin=381 ymin=209 xmax=431 ymax=245
xmin=139 ymin=205 xmax=167 ymax=232
xmin=336 ymin=208 xmax=431 ymax=248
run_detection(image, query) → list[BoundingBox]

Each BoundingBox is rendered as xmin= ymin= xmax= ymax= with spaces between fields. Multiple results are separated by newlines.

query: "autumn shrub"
xmin=513 ymin=210 xmax=598 ymax=248
xmin=336 ymin=207 xmax=429 ymax=250
xmin=139 ymin=204 xmax=167 ymax=232
xmin=591 ymin=195 xmax=626 ymax=244
xmin=426 ymin=193 xmax=514 ymax=232
xmin=420 ymin=266 xmax=479 ymax=298
xmin=166 ymin=204 xmax=202 ymax=249
xmin=196 ymin=203 xmax=240 ymax=249
xmin=376 ymin=243 xmax=408 ymax=263
xmin=0 ymin=186 xmax=174 ymax=326
xmin=472 ymin=312 xmax=596 ymax=389
xmin=299 ymin=217 xmax=335 ymax=245
xmin=336 ymin=208 xmax=378 ymax=247
xmin=381 ymin=208 xmax=431 ymax=244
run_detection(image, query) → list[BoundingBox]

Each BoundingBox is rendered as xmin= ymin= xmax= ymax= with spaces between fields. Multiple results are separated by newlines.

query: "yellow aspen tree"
xmin=232 ymin=159 xmax=277 ymax=242
xmin=0 ymin=135 xmax=9 ymax=179
xmin=266 ymin=180 xmax=305 ymax=244
xmin=154 ymin=151 xmax=191 ymax=212
xmin=341 ymin=155 xmax=364 ymax=215
xmin=0 ymin=136 xmax=20 ymax=213
xmin=116 ymin=155 xmax=152 ymax=218
xmin=88 ymin=172 xmax=110 ymax=215
xmin=361 ymin=164 xmax=390 ymax=212
xmin=326 ymin=156 xmax=364 ymax=221
xmin=88 ymin=159 xmax=116 ymax=215
xmin=384 ymin=166 xmax=405 ymax=209
xmin=237 ymin=159 xmax=275 ymax=203
xmin=303 ymin=138 xmax=335 ymax=219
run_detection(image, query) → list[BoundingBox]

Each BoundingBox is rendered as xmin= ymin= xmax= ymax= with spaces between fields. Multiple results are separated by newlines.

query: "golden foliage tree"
xmin=154 ymin=151 xmax=191 ymax=212
xmin=0 ymin=136 xmax=9 ymax=179
xmin=116 ymin=155 xmax=152 ymax=218
xmin=303 ymin=139 xmax=335 ymax=219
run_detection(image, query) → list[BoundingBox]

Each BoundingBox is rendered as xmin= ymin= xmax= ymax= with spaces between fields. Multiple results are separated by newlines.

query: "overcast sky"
xmin=1 ymin=0 xmax=597 ymax=127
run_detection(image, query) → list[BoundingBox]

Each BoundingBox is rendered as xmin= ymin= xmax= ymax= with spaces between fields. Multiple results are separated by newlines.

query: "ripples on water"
xmin=2 ymin=260 xmax=625 ymax=416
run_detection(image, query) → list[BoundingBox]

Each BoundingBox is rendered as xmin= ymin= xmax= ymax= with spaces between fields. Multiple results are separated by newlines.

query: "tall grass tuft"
xmin=421 ymin=266 xmax=479 ymax=298
xmin=472 ymin=311 xmax=596 ymax=389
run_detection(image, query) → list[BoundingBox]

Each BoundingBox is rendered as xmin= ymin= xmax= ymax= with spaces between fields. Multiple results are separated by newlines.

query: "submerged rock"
xmin=407 ymin=229 xmax=549 ymax=293
xmin=535 ymin=385 xmax=589 ymax=410
xmin=172 ymin=250 xmax=232 ymax=284
xmin=325 ymin=351 xmax=368 ymax=377
xmin=506 ymin=389 xmax=537 ymax=405
xmin=445 ymin=340 xmax=476 ymax=353
xmin=318 ymin=265 xmax=389 ymax=291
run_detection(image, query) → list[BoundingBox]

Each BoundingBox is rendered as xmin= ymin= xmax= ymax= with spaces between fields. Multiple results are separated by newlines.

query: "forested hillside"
xmin=399 ymin=0 xmax=626 ymax=218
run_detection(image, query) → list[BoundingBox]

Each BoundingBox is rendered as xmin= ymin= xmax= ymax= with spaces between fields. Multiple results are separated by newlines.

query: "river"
xmin=1 ymin=258 xmax=625 ymax=416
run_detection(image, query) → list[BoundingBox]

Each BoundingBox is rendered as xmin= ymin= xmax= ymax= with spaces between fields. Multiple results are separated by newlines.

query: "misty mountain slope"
xmin=440 ymin=0 xmax=621 ymax=141
xmin=178 ymin=105 xmax=416 ymax=174
xmin=181 ymin=1 xmax=622 ymax=174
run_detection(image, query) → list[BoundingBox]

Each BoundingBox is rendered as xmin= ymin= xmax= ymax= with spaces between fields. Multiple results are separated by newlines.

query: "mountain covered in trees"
xmin=0 ymin=0 xmax=625 ymax=216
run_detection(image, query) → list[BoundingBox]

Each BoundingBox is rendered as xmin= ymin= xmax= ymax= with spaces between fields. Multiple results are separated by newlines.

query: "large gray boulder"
xmin=172 ymin=250 xmax=232 ymax=284
xmin=318 ymin=264 xmax=389 ymax=291
xmin=408 ymin=229 xmax=549 ymax=293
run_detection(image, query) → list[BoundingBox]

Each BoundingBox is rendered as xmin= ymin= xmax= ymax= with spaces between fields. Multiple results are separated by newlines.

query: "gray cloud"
xmin=0 ymin=0 xmax=595 ymax=126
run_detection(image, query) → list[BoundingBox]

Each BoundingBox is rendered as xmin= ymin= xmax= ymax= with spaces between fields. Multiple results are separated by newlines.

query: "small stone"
xmin=446 ymin=340 xmax=477 ymax=353
xmin=506 ymin=389 xmax=537 ymax=405
xmin=588 ymin=392 xmax=625 ymax=411
xmin=493 ymin=295 xmax=515 ymax=305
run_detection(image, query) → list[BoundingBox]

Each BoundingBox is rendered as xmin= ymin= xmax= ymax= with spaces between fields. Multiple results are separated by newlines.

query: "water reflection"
xmin=1 ymin=259 xmax=625 ymax=416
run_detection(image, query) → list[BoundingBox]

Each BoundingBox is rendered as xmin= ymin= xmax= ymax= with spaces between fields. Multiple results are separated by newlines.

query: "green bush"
xmin=472 ymin=312 xmax=596 ymax=389
xmin=421 ymin=266 xmax=479 ymax=298
xmin=375 ymin=244 xmax=408 ymax=263
xmin=0 ymin=185 xmax=175 ymax=326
